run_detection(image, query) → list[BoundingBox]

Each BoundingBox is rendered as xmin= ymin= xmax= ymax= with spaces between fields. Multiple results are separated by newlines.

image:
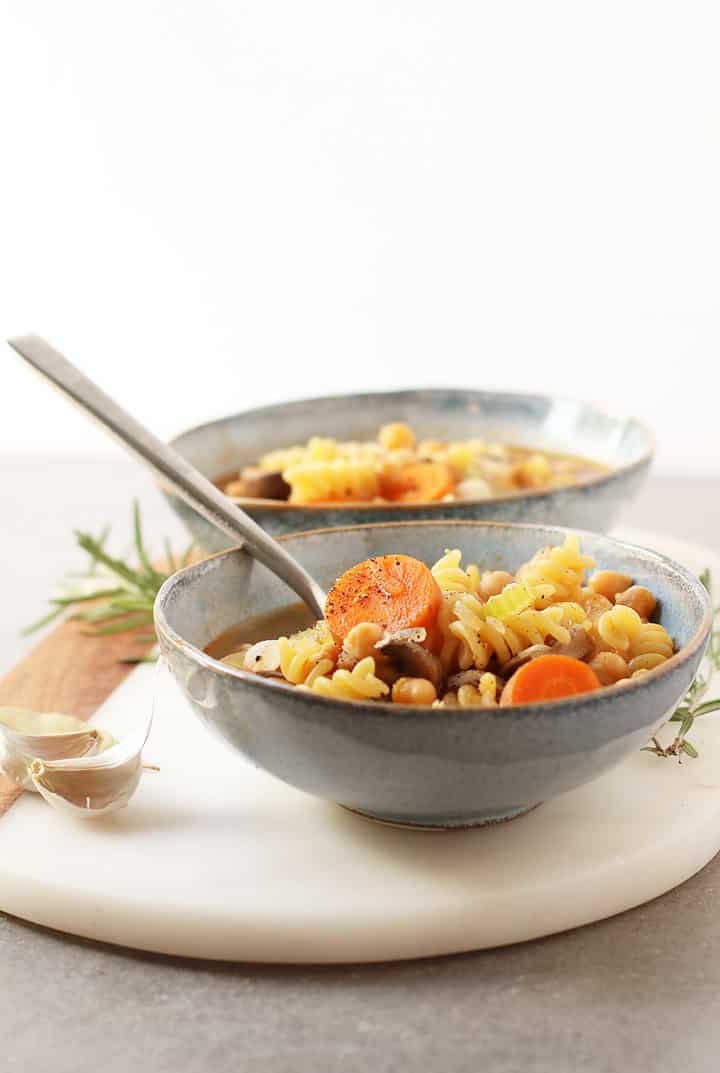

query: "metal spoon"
xmin=7 ymin=334 xmax=327 ymax=617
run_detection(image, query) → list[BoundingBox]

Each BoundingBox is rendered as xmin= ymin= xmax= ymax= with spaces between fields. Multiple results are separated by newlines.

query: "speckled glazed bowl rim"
xmin=168 ymin=387 xmax=655 ymax=513
xmin=155 ymin=520 xmax=712 ymax=720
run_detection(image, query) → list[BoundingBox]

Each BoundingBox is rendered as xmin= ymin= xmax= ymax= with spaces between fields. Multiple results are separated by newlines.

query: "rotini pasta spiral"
xmin=278 ymin=623 xmax=336 ymax=685
xmin=308 ymin=657 xmax=390 ymax=700
xmin=284 ymin=459 xmax=380 ymax=504
xmin=450 ymin=593 xmax=589 ymax=670
xmin=435 ymin=591 xmax=462 ymax=670
xmin=627 ymin=623 xmax=674 ymax=673
xmin=516 ymin=534 xmax=595 ymax=602
xmin=431 ymin=549 xmax=481 ymax=593
xmin=596 ymin=605 xmax=643 ymax=653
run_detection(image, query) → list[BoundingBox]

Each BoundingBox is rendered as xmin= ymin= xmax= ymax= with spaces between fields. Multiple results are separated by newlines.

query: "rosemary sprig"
xmin=24 ymin=501 xmax=193 ymax=663
xmin=642 ymin=567 xmax=720 ymax=760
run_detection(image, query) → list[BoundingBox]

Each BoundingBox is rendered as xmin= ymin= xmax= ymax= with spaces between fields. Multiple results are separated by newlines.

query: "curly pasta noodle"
xmin=278 ymin=623 xmax=336 ymax=685
xmin=450 ymin=593 xmax=589 ymax=670
xmin=516 ymin=534 xmax=595 ymax=602
xmin=308 ymin=657 xmax=389 ymax=700
xmin=283 ymin=459 xmax=380 ymax=504
xmin=430 ymin=549 xmax=482 ymax=594
xmin=596 ymin=605 xmax=643 ymax=653
xmin=435 ymin=591 xmax=462 ymax=670
xmin=628 ymin=623 xmax=674 ymax=673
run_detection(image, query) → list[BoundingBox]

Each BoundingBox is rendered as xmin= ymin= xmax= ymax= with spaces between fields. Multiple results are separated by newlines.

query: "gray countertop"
xmin=2 ymin=457 xmax=720 ymax=1073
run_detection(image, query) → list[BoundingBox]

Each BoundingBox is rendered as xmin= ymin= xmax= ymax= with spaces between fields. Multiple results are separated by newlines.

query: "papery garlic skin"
xmin=30 ymin=755 xmax=142 ymax=816
xmin=0 ymin=707 xmax=115 ymax=791
xmin=28 ymin=716 xmax=151 ymax=818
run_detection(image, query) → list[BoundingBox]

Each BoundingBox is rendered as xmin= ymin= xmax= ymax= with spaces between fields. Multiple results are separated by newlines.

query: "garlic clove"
xmin=243 ymin=639 xmax=281 ymax=674
xmin=29 ymin=716 xmax=151 ymax=818
xmin=0 ymin=707 xmax=115 ymax=791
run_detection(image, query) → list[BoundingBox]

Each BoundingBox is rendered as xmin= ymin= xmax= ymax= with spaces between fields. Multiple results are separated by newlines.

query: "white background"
xmin=1 ymin=1 xmax=718 ymax=473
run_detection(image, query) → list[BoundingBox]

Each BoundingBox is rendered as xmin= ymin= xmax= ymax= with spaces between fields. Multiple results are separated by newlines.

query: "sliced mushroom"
xmin=446 ymin=670 xmax=502 ymax=698
xmin=553 ymin=625 xmax=592 ymax=662
xmin=501 ymin=644 xmax=553 ymax=678
xmin=226 ymin=467 xmax=290 ymax=501
xmin=499 ymin=626 xmax=593 ymax=678
xmin=446 ymin=669 xmax=487 ymax=692
xmin=375 ymin=637 xmax=443 ymax=687
xmin=375 ymin=627 xmax=427 ymax=647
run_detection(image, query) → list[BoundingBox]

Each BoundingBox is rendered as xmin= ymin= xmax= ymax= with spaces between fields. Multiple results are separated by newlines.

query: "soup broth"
xmin=205 ymin=603 xmax=315 ymax=661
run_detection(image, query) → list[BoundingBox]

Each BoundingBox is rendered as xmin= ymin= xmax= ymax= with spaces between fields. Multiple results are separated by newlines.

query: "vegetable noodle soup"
xmin=217 ymin=423 xmax=608 ymax=506
xmin=206 ymin=534 xmax=675 ymax=708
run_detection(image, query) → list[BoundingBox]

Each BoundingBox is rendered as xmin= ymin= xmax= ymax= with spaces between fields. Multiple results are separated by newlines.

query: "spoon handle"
xmin=8 ymin=334 xmax=327 ymax=617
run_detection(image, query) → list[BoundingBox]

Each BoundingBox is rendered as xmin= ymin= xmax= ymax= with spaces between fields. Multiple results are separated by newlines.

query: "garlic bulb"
xmin=0 ymin=707 xmax=115 ymax=791
xmin=29 ymin=717 xmax=151 ymax=818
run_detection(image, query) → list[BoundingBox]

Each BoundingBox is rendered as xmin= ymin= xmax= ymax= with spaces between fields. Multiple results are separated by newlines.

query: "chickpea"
xmin=379 ymin=422 xmax=416 ymax=452
xmin=342 ymin=622 xmax=385 ymax=661
xmin=615 ymin=585 xmax=657 ymax=621
xmin=392 ymin=676 xmax=438 ymax=706
xmin=588 ymin=570 xmax=633 ymax=602
xmin=479 ymin=570 xmax=515 ymax=600
xmin=588 ymin=651 xmax=629 ymax=686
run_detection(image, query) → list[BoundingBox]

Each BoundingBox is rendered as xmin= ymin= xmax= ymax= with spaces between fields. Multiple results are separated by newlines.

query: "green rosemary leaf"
xmin=132 ymin=500 xmax=165 ymax=587
xmin=20 ymin=604 xmax=68 ymax=635
xmin=24 ymin=504 xmax=194 ymax=661
xmin=692 ymin=698 xmax=720 ymax=718
xmin=75 ymin=531 xmax=151 ymax=592
xmin=51 ymin=588 xmax=125 ymax=606
xmin=102 ymin=595 xmax=156 ymax=612
xmin=84 ymin=612 xmax=154 ymax=636
xmin=75 ymin=607 xmax=152 ymax=627
xmin=678 ymin=712 xmax=695 ymax=738
xmin=653 ymin=565 xmax=719 ymax=760
xmin=132 ymin=500 xmax=153 ymax=573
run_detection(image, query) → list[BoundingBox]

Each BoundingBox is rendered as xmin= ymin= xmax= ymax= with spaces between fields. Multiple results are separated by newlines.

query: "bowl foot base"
xmin=340 ymin=802 xmax=542 ymax=831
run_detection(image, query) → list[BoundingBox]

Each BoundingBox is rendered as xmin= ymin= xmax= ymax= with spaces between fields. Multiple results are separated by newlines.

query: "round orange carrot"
xmin=500 ymin=654 xmax=601 ymax=706
xmin=381 ymin=462 xmax=454 ymax=504
xmin=325 ymin=554 xmax=443 ymax=646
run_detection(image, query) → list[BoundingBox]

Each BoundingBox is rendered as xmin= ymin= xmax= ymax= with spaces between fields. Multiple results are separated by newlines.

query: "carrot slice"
xmin=381 ymin=462 xmax=454 ymax=504
xmin=325 ymin=554 xmax=442 ymax=646
xmin=501 ymin=654 xmax=601 ymax=706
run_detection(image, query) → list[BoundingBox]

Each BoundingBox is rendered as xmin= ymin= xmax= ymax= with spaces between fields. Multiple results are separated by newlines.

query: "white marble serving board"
xmin=0 ymin=528 xmax=718 ymax=964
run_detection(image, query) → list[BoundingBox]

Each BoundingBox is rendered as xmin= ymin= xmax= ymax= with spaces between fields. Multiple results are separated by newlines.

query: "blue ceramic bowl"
xmin=161 ymin=389 xmax=653 ymax=546
xmin=154 ymin=522 xmax=710 ymax=830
